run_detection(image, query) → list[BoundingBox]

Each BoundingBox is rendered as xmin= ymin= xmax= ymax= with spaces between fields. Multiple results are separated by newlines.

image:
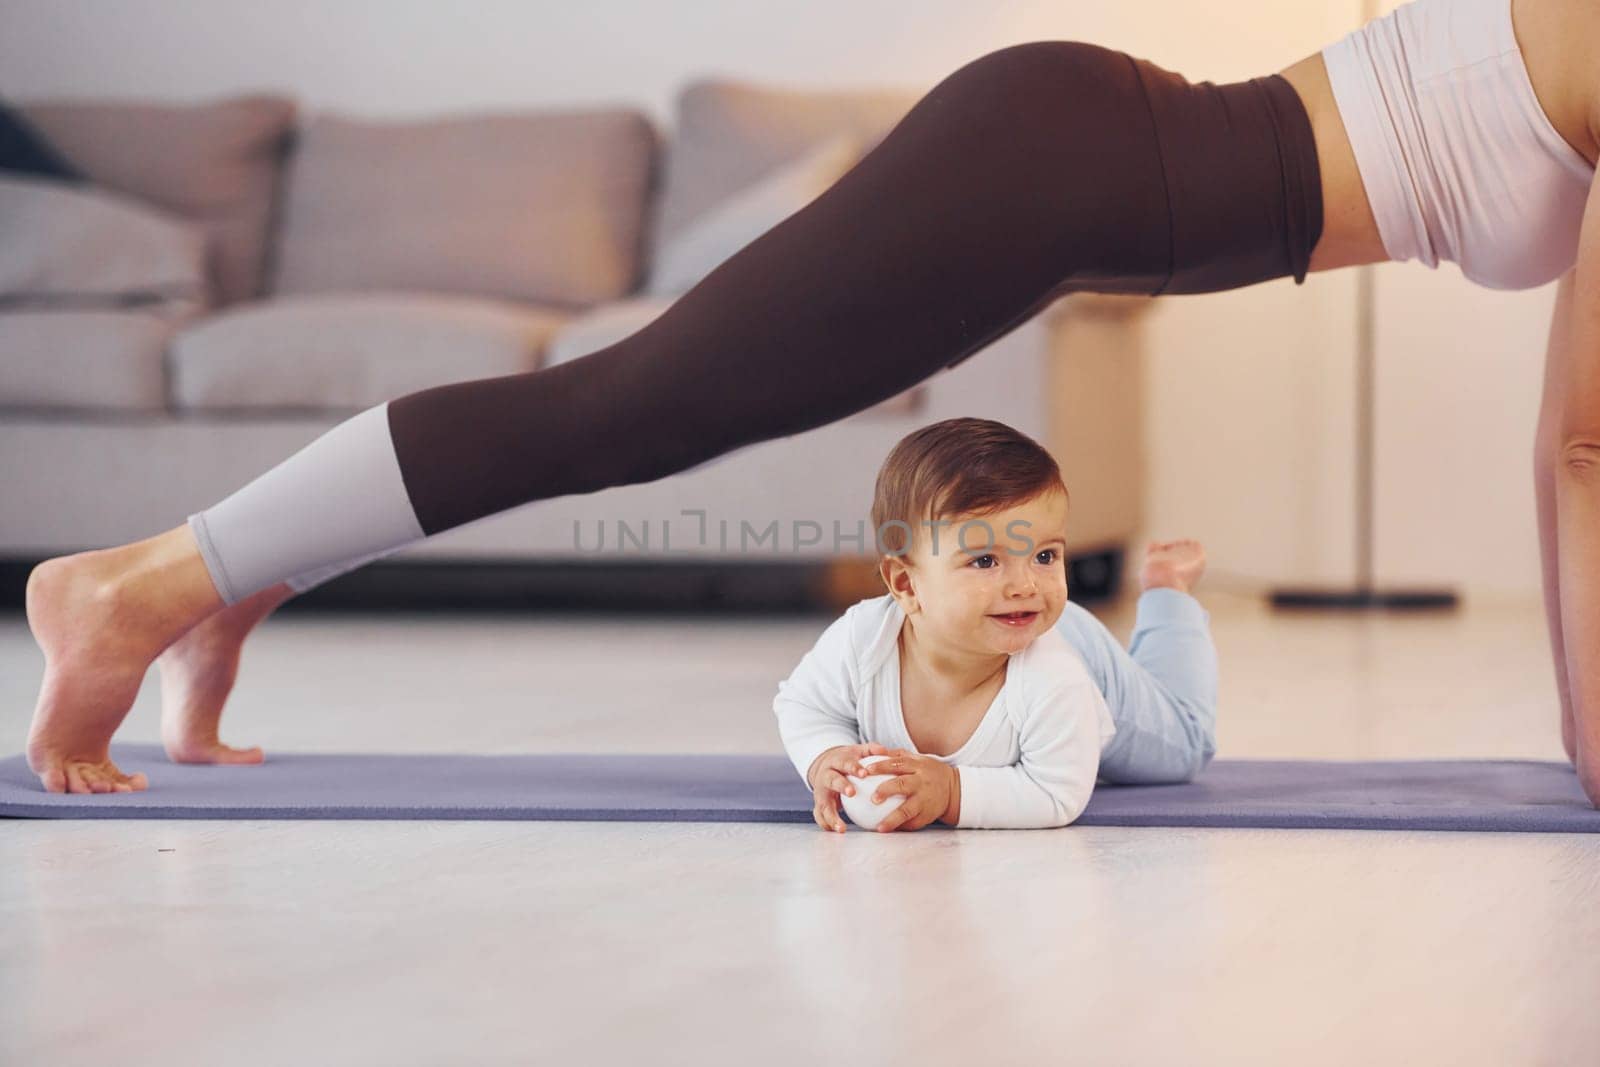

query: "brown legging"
xmin=386 ymin=41 xmax=1322 ymax=537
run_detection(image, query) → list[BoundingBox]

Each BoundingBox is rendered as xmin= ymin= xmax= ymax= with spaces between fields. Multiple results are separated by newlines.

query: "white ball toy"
xmin=839 ymin=754 xmax=906 ymax=831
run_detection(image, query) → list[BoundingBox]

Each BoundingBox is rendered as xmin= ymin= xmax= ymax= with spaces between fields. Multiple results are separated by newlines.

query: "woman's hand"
xmin=807 ymin=742 xmax=892 ymax=833
xmin=853 ymin=749 xmax=960 ymax=832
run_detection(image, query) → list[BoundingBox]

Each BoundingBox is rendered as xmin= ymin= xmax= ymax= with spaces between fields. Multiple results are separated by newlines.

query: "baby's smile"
xmin=987 ymin=609 xmax=1040 ymax=628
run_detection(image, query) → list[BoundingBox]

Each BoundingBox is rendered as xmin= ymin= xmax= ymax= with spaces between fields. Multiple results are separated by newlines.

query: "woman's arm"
xmin=1547 ymin=173 xmax=1600 ymax=803
xmin=1535 ymin=269 xmax=1578 ymax=764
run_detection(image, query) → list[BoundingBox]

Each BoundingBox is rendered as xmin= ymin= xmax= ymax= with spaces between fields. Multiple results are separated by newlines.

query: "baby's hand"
xmin=807 ymin=742 xmax=892 ymax=833
xmin=853 ymin=751 xmax=958 ymax=833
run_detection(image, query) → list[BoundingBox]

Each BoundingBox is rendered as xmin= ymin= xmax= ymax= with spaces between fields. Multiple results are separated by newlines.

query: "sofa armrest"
xmin=1041 ymin=293 xmax=1151 ymax=552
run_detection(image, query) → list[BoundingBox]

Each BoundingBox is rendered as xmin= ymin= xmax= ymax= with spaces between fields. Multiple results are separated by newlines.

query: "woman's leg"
xmin=157 ymin=580 xmax=294 ymax=764
xmin=156 ymin=549 xmax=397 ymax=766
xmin=26 ymin=41 xmax=1320 ymax=791
xmin=194 ymin=40 xmax=1326 ymax=599
xmin=190 ymin=42 xmax=1177 ymax=602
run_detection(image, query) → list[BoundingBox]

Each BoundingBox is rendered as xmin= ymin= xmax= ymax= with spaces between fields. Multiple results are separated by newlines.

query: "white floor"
xmin=2 ymin=590 xmax=1597 ymax=1066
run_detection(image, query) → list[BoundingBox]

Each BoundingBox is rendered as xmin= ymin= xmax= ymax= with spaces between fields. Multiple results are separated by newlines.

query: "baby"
xmin=773 ymin=416 xmax=1218 ymax=832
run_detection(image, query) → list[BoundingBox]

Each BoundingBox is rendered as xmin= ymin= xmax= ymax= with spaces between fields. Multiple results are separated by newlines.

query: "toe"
xmin=38 ymin=765 xmax=66 ymax=794
xmin=64 ymin=764 xmax=88 ymax=794
xmin=127 ymin=771 xmax=149 ymax=791
xmin=216 ymin=744 xmax=264 ymax=766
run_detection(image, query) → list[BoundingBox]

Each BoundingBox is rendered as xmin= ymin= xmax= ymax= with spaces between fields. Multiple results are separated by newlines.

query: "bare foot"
xmin=26 ymin=526 xmax=225 ymax=793
xmin=158 ymin=584 xmax=292 ymax=764
xmin=1139 ymin=539 xmax=1207 ymax=595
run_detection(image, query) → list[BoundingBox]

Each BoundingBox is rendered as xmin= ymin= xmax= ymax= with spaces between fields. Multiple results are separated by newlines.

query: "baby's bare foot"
xmin=1139 ymin=539 xmax=1207 ymax=594
xmin=25 ymin=527 xmax=225 ymax=793
xmin=157 ymin=584 xmax=290 ymax=764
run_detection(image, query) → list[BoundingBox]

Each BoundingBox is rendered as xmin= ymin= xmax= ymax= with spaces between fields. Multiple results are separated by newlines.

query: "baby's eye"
xmin=969 ymin=554 xmax=996 ymax=569
xmin=1036 ymin=549 xmax=1058 ymax=565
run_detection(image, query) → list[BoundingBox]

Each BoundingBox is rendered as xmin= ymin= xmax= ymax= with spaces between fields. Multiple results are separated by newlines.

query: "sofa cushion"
xmin=169 ymin=292 xmax=568 ymax=412
xmin=545 ymin=296 xmax=924 ymax=416
xmin=645 ymin=134 xmax=860 ymax=297
xmin=0 ymin=100 xmax=84 ymax=182
xmin=649 ymin=79 xmax=916 ymax=262
xmin=0 ymin=306 xmax=197 ymax=412
xmin=20 ymin=95 xmax=296 ymax=308
xmin=270 ymin=108 xmax=658 ymax=309
xmin=0 ymin=175 xmax=207 ymax=308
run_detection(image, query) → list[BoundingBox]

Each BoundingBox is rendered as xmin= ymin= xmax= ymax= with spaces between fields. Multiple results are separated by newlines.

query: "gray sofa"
xmin=0 ymin=79 xmax=1148 ymax=606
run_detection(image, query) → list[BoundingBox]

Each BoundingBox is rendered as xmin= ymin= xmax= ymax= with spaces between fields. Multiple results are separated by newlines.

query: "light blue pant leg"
xmin=1053 ymin=588 xmax=1218 ymax=784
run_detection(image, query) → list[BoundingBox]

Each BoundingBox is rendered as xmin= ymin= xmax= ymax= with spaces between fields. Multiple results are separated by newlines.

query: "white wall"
xmin=28 ymin=0 xmax=1560 ymax=597
xmin=0 ymin=0 xmax=1355 ymax=120
xmin=1373 ymin=265 xmax=1557 ymax=600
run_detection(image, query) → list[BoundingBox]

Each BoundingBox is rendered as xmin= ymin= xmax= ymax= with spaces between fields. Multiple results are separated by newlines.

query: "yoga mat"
xmin=2 ymin=744 xmax=1597 ymax=832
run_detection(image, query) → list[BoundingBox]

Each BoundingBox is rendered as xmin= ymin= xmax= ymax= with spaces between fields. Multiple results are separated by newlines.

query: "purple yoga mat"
xmin=1 ymin=744 xmax=1597 ymax=832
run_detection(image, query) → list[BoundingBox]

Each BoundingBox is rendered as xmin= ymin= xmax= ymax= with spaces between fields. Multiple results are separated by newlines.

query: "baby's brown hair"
xmin=871 ymin=417 xmax=1068 ymax=559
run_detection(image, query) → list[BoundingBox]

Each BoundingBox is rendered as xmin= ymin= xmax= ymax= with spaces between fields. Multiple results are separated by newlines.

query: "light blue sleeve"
xmin=1052 ymin=588 xmax=1218 ymax=784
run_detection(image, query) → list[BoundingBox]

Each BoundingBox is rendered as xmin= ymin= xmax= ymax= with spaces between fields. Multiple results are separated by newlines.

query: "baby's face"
xmin=895 ymin=487 xmax=1070 ymax=656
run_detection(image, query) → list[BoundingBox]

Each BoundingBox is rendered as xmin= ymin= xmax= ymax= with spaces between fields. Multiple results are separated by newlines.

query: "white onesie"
xmin=771 ymin=593 xmax=1117 ymax=830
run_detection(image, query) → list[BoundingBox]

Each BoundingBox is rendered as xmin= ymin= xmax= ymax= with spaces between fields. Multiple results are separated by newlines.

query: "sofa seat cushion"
xmin=270 ymin=108 xmax=658 ymax=309
xmin=169 ymin=292 xmax=568 ymax=412
xmin=21 ymin=95 xmax=297 ymax=307
xmin=545 ymin=297 xmax=924 ymax=417
xmin=0 ymin=306 xmax=198 ymax=412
